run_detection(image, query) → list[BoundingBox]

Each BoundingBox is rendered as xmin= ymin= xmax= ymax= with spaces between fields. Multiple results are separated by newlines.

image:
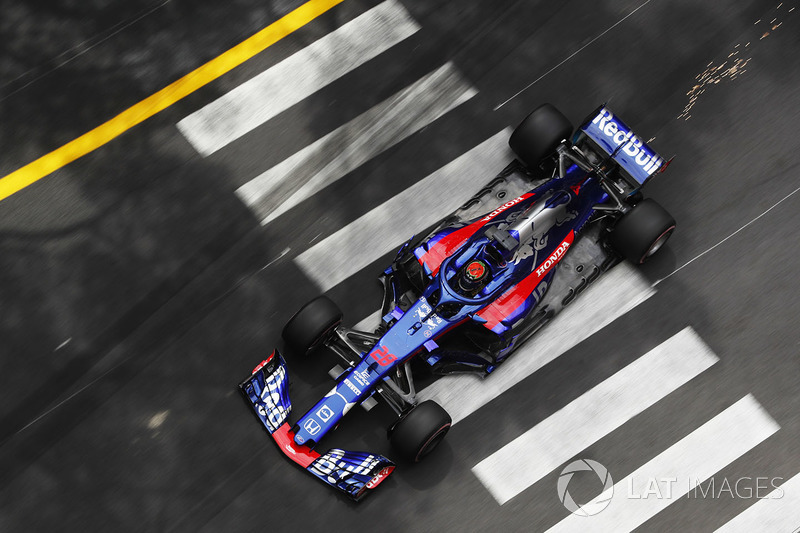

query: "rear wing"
xmin=578 ymin=106 xmax=669 ymax=187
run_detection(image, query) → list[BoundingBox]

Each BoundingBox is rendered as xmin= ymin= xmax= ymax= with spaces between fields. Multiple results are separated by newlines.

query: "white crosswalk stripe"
xmin=472 ymin=327 xmax=718 ymax=505
xmin=294 ymin=129 xmax=511 ymax=291
xmin=177 ymin=0 xmax=420 ymax=155
xmin=236 ymin=62 xmax=477 ymax=225
xmin=545 ymin=394 xmax=779 ymax=533
xmin=715 ymin=472 xmax=800 ymax=533
xmin=170 ymin=6 xmax=792 ymax=527
xmin=417 ymin=261 xmax=655 ymax=424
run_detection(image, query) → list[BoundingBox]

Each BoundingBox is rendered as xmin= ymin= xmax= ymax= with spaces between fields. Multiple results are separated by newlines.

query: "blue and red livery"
xmin=239 ymin=104 xmax=676 ymax=500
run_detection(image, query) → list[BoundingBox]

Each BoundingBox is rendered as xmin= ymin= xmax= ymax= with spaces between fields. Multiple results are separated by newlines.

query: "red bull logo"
xmin=590 ymin=108 xmax=663 ymax=176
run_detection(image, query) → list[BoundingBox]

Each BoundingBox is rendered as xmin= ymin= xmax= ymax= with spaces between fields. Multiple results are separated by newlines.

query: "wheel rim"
xmin=642 ymin=226 xmax=675 ymax=262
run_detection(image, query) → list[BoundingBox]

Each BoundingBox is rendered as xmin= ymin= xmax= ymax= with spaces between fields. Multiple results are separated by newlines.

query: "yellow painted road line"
xmin=0 ymin=0 xmax=345 ymax=203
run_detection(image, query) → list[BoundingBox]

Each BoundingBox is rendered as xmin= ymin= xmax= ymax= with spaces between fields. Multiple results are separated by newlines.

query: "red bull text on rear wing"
xmin=580 ymin=106 xmax=667 ymax=187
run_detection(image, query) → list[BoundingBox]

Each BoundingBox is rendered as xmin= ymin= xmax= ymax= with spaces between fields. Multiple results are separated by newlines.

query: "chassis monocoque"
xmin=239 ymin=104 xmax=676 ymax=501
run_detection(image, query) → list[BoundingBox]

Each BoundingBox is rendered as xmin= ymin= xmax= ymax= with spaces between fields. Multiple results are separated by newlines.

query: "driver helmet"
xmin=457 ymin=259 xmax=490 ymax=295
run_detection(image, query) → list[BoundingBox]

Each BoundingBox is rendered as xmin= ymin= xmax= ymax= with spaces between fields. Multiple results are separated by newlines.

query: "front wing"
xmin=239 ymin=350 xmax=395 ymax=501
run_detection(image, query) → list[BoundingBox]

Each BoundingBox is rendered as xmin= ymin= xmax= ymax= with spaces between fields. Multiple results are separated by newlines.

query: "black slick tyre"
xmin=390 ymin=401 xmax=451 ymax=462
xmin=509 ymin=103 xmax=573 ymax=169
xmin=609 ymin=198 xmax=676 ymax=264
xmin=282 ymin=296 xmax=343 ymax=355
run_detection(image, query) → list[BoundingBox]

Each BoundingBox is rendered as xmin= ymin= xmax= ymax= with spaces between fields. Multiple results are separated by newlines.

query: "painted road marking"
xmin=546 ymin=395 xmax=779 ymax=533
xmin=472 ymin=327 xmax=719 ymax=505
xmin=715 ymin=472 xmax=800 ymax=533
xmin=178 ymin=0 xmax=420 ymax=156
xmin=493 ymin=0 xmax=655 ymax=111
xmin=0 ymin=0 xmax=346 ymax=203
xmin=417 ymin=261 xmax=655 ymax=424
xmin=293 ymin=129 xmax=511 ymax=291
xmin=237 ymin=62 xmax=477 ymax=224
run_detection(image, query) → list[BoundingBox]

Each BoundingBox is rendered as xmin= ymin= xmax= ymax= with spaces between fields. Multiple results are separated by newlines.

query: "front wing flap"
xmin=239 ymin=350 xmax=395 ymax=501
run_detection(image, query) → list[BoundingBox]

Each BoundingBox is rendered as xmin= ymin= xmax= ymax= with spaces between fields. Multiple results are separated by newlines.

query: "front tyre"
xmin=509 ymin=103 xmax=573 ymax=169
xmin=390 ymin=401 xmax=451 ymax=462
xmin=282 ymin=296 xmax=343 ymax=355
xmin=609 ymin=198 xmax=676 ymax=264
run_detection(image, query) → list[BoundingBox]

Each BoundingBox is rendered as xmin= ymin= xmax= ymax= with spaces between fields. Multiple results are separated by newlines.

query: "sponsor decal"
xmin=480 ymin=194 xmax=529 ymax=222
xmin=414 ymin=298 xmax=442 ymax=330
xmin=303 ymin=418 xmax=321 ymax=436
xmin=477 ymin=232 xmax=574 ymax=332
xmin=317 ymin=405 xmax=334 ymax=422
xmin=535 ymin=238 xmax=571 ymax=276
xmin=366 ymin=466 xmax=395 ymax=489
xmin=351 ymin=369 xmax=371 ymax=388
xmin=509 ymin=191 xmax=576 ymax=266
xmin=257 ymin=364 xmax=289 ymax=431
xmin=343 ymin=378 xmax=361 ymax=396
xmin=311 ymin=449 xmax=386 ymax=486
xmin=416 ymin=297 xmax=432 ymax=317
xmin=591 ymin=108 xmax=663 ymax=174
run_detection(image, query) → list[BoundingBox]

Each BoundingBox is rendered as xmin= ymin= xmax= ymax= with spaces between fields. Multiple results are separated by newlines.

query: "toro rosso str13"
xmin=240 ymin=104 xmax=676 ymax=501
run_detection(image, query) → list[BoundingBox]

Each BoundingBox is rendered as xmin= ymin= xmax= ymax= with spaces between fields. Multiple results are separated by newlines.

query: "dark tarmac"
xmin=1 ymin=0 xmax=799 ymax=531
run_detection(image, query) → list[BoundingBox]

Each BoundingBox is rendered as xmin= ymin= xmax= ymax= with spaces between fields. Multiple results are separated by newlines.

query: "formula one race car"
xmin=240 ymin=104 xmax=675 ymax=501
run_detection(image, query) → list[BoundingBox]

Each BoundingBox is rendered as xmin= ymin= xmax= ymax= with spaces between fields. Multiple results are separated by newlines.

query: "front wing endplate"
xmin=239 ymin=350 xmax=395 ymax=501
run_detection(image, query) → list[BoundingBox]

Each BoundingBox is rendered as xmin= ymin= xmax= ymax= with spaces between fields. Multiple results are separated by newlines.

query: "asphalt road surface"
xmin=1 ymin=0 xmax=799 ymax=531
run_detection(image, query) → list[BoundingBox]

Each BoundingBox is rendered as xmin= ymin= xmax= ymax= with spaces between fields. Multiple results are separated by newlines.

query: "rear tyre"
xmin=282 ymin=296 xmax=343 ymax=355
xmin=390 ymin=401 xmax=451 ymax=462
xmin=609 ymin=198 xmax=676 ymax=264
xmin=509 ymin=103 xmax=573 ymax=169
